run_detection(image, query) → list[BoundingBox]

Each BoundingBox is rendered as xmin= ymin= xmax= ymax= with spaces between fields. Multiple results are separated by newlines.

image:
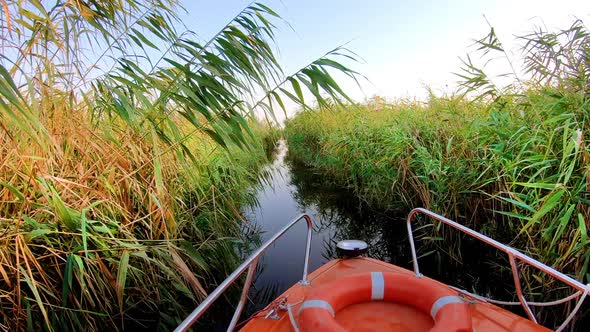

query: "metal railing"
xmin=175 ymin=214 xmax=313 ymax=332
xmin=406 ymin=207 xmax=589 ymax=326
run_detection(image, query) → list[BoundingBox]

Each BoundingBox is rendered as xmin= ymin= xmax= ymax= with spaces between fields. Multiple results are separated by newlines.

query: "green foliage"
xmin=0 ymin=1 xmax=357 ymax=331
xmin=286 ymin=96 xmax=486 ymax=216
xmin=286 ymin=21 xmax=590 ymax=288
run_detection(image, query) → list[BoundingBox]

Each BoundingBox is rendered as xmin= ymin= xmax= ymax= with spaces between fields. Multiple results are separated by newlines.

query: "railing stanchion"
xmin=301 ymin=215 xmax=313 ymax=285
xmin=406 ymin=209 xmax=422 ymax=277
xmin=227 ymin=258 xmax=259 ymax=331
xmin=508 ymin=253 xmax=536 ymax=323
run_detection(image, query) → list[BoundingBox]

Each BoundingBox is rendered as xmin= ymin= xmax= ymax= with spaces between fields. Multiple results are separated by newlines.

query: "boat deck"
xmin=241 ymin=257 xmax=549 ymax=332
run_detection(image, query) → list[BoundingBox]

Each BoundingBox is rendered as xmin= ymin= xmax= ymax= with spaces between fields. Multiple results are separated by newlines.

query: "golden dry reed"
xmin=0 ymin=1 xmax=357 ymax=330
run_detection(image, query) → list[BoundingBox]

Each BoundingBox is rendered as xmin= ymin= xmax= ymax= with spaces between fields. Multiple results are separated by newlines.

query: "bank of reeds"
xmin=285 ymin=20 xmax=590 ymax=284
xmin=0 ymin=1 xmax=356 ymax=330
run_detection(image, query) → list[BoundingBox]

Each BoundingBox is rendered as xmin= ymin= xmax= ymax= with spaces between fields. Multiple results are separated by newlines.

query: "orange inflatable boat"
xmin=175 ymin=208 xmax=590 ymax=332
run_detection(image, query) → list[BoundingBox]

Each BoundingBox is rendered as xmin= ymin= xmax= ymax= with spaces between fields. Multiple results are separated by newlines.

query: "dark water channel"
xmin=231 ymin=141 xmax=588 ymax=331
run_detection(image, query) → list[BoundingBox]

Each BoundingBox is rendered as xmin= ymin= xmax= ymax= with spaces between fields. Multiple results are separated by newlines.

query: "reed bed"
xmin=285 ymin=20 xmax=590 ymax=285
xmin=0 ymin=1 xmax=356 ymax=330
xmin=0 ymin=100 xmax=271 ymax=331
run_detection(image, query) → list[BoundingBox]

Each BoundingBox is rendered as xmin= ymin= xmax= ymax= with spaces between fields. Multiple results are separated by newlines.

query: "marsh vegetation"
xmin=0 ymin=1 xmax=355 ymax=330
xmin=285 ymin=21 xmax=590 ymax=323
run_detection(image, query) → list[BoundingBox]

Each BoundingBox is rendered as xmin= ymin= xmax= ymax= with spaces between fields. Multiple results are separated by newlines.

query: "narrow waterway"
xmin=241 ymin=140 xmax=337 ymax=302
xmin=241 ymin=141 xmax=506 ymax=310
xmin=237 ymin=140 xmax=587 ymax=331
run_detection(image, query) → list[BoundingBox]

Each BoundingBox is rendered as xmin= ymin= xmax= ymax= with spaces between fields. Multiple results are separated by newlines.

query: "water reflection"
xmin=240 ymin=141 xmax=587 ymax=330
xmin=242 ymin=140 xmax=496 ymax=302
xmin=241 ymin=141 xmax=335 ymax=310
xmin=241 ymin=141 xmax=416 ymax=309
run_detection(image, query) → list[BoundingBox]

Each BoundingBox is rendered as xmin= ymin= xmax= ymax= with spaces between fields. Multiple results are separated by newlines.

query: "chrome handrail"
xmin=175 ymin=213 xmax=313 ymax=332
xmin=406 ymin=207 xmax=588 ymax=325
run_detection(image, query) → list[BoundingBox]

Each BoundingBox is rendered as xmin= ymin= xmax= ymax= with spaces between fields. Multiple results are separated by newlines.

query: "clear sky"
xmin=180 ymin=1 xmax=589 ymax=103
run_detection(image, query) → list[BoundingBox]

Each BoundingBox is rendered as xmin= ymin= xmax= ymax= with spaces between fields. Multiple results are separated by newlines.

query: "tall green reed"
xmin=286 ymin=20 xmax=590 ymax=289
